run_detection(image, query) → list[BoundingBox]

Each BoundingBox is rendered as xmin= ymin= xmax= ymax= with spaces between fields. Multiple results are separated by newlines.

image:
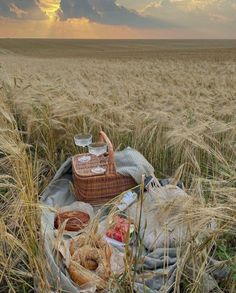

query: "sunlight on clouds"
xmin=0 ymin=0 xmax=235 ymax=39
xmin=139 ymin=0 xmax=220 ymax=14
xmin=139 ymin=1 xmax=162 ymax=13
xmin=0 ymin=17 xmax=158 ymax=39
xmin=170 ymin=0 xmax=219 ymax=11
xmin=67 ymin=18 xmax=90 ymax=26
xmin=37 ymin=0 xmax=60 ymax=19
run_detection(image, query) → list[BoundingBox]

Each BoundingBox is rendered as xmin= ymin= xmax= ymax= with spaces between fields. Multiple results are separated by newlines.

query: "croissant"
xmin=68 ymin=238 xmax=112 ymax=289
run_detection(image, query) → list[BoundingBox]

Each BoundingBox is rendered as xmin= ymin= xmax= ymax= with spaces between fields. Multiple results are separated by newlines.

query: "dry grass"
xmin=0 ymin=41 xmax=236 ymax=292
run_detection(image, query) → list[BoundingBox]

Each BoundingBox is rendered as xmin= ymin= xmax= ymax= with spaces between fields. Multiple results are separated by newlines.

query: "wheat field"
xmin=0 ymin=40 xmax=236 ymax=292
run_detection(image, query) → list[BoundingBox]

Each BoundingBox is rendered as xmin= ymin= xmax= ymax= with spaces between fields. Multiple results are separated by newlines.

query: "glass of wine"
xmin=74 ymin=134 xmax=92 ymax=163
xmin=88 ymin=142 xmax=107 ymax=174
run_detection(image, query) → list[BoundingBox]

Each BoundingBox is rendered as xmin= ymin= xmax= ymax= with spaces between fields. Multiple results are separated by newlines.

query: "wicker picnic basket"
xmin=72 ymin=131 xmax=136 ymax=205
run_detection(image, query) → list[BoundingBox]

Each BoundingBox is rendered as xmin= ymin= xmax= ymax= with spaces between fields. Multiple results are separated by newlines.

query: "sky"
xmin=0 ymin=0 xmax=235 ymax=39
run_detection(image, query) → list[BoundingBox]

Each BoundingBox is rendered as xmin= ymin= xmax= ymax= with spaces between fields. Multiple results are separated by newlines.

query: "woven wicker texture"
xmin=72 ymin=131 xmax=136 ymax=204
xmin=73 ymin=154 xmax=108 ymax=177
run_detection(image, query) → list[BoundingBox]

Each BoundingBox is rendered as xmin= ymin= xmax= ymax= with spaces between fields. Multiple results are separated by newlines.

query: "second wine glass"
xmin=88 ymin=142 xmax=107 ymax=174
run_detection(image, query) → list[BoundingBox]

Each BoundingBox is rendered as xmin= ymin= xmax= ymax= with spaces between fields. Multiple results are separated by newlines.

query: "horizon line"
xmin=1 ymin=38 xmax=236 ymax=41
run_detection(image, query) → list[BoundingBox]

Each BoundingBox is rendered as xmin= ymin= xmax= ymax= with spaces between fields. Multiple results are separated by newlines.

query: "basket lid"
xmin=72 ymin=154 xmax=109 ymax=177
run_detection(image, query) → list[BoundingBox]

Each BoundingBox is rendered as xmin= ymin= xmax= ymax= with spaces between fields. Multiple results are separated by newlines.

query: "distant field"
xmin=0 ymin=40 xmax=236 ymax=292
xmin=1 ymin=39 xmax=236 ymax=59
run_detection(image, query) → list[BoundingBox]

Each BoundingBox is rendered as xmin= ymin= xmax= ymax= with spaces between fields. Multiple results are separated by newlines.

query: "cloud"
xmin=0 ymin=0 xmax=172 ymax=28
xmin=59 ymin=0 xmax=171 ymax=28
xmin=0 ymin=0 xmax=47 ymax=20
xmin=169 ymin=0 xmax=219 ymax=12
xmin=59 ymin=0 xmax=99 ymax=20
xmin=141 ymin=0 xmax=236 ymax=29
xmin=139 ymin=0 xmax=163 ymax=13
xmin=37 ymin=0 xmax=60 ymax=18
xmin=1 ymin=0 xmax=235 ymax=37
xmin=9 ymin=3 xmax=28 ymax=18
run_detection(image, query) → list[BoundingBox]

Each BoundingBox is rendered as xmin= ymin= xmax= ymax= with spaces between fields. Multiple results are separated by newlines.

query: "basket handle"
xmin=99 ymin=131 xmax=116 ymax=174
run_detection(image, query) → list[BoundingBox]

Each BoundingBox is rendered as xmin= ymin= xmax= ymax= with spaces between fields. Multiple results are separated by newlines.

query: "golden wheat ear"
xmin=169 ymin=164 xmax=185 ymax=187
xmin=115 ymin=143 xmax=122 ymax=151
xmin=104 ymin=244 xmax=112 ymax=261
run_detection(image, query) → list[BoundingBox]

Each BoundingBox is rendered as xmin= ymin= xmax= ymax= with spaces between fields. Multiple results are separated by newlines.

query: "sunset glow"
xmin=0 ymin=0 xmax=235 ymax=39
xmin=38 ymin=0 xmax=61 ymax=20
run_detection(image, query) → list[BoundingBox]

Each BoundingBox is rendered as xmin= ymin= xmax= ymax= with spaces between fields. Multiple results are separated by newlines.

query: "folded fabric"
xmin=115 ymin=147 xmax=155 ymax=183
xmin=40 ymin=158 xmax=176 ymax=293
xmin=39 ymin=156 xmax=228 ymax=293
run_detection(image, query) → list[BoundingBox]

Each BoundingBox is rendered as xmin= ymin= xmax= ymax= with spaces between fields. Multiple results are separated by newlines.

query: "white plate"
xmin=78 ymin=155 xmax=91 ymax=163
xmin=91 ymin=166 xmax=106 ymax=174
